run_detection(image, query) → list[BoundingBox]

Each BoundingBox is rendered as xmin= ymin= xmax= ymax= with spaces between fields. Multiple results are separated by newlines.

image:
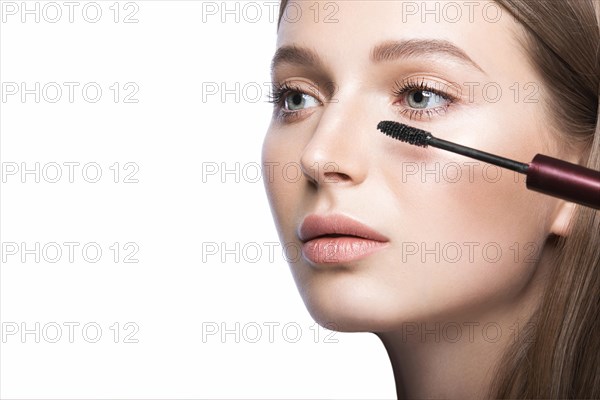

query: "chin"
xmin=295 ymin=274 xmax=414 ymax=333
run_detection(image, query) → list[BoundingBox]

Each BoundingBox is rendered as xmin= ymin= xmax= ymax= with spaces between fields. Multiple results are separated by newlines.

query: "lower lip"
xmin=301 ymin=237 xmax=389 ymax=264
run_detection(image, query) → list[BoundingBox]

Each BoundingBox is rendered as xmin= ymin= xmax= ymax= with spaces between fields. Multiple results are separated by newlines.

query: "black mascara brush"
xmin=377 ymin=121 xmax=600 ymax=209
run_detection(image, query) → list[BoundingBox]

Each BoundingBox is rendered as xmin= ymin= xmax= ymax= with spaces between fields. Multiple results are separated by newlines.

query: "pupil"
xmin=413 ymin=91 xmax=424 ymax=103
xmin=292 ymin=93 xmax=303 ymax=105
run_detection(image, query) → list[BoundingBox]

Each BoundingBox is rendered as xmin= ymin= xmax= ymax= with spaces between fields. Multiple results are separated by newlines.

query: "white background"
xmin=0 ymin=1 xmax=395 ymax=398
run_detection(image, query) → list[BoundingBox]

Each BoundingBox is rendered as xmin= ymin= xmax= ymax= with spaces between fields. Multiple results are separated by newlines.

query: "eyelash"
xmin=268 ymin=78 xmax=457 ymax=122
xmin=268 ymin=82 xmax=298 ymax=105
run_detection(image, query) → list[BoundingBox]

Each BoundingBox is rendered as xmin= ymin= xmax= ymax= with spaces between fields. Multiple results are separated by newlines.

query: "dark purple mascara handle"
xmin=526 ymin=154 xmax=600 ymax=209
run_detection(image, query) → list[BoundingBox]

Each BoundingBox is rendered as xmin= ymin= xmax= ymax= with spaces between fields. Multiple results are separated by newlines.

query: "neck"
xmin=376 ymin=315 xmax=515 ymax=399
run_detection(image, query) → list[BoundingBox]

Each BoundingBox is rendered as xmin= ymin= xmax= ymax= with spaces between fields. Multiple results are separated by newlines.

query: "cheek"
xmin=375 ymin=163 xmax=544 ymax=308
xmin=369 ymin=107 xmax=553 ymax=320
xmin=381 ymin=108 xmax=552 ymax=263
xmin=383 ymin=88 xmax=554 ymax=236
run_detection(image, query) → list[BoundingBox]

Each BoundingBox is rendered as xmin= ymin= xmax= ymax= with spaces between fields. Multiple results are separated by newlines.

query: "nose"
xmin=299 ymin=98 xmax=371 ymax=187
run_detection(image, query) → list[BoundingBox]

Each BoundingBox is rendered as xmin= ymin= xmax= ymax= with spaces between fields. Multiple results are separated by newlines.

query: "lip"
xmin=298 ymin=214 xmax=389 ymax=264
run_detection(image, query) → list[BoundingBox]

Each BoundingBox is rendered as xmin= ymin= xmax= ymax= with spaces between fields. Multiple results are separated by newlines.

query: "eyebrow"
xmin=271 ymin=45 xmax=325 ymax=74
xmin=371 ymin=39 xmax=486 ymax=73
xmin=271 ymin=39 xmax=486 ymax=75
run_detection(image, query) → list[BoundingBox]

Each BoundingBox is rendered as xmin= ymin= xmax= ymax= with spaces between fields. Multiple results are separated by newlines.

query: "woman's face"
xmin=262 ymin=0 xmax=562 ymax=331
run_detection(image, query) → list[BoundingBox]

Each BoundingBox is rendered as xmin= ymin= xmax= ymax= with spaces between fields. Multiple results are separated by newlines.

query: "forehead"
xmin=276 ymin=0 xmax=523 ymax=75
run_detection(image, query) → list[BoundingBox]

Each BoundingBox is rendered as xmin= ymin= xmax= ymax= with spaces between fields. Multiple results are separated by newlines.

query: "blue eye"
xmin=284 ymin=91 xmax=320 ymax=111
xmin=406 ymin=90 xmax=449 ymax=109
xmin=393 ymin=78 xmax=456 ymax=120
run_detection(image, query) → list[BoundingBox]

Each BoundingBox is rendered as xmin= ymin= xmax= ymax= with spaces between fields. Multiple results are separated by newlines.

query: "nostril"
xmin=323 ymin=172 xmax=351 ymax=183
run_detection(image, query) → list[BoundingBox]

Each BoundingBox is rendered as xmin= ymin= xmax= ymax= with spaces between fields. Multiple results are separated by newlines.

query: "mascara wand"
xmin=377 ymin=120 xmax=600 ymax=209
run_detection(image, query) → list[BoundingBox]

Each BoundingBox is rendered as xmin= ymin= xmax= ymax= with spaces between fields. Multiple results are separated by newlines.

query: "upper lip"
xmin=298 ymin=214 xmax=389 ymax=243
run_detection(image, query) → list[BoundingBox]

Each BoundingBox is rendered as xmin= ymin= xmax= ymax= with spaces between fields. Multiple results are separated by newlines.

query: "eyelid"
xmin=392 ymin=77 xmax=460 ymax=102
xmin=270 ymin=81 xmax=324 ymax=105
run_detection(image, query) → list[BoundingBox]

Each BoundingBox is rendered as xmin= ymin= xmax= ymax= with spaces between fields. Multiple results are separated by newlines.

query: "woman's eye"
xmin=406 ymin=89 xmax=449 ymax=109
xmin=284 ymin=91 xmax=320 ymax=111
